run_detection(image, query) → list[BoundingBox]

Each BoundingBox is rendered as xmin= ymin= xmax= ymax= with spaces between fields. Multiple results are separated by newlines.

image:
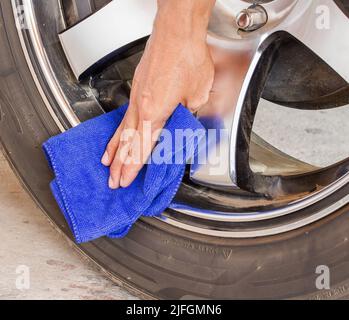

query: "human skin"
xmin=102 ymin=0 xmax=216 ymax=189
xmin=198 ymin=47 xmax=252 ymax=118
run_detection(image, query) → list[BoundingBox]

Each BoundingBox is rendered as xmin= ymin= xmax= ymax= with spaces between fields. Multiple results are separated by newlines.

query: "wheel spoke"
xmin=59 ymin=0 xmax=157 ymax=78
xmin=281 ymin=0 xmax=349 ymax=83
xmin=192 ymin=0 xmax=349 ymax=195
xmin=191 ymin=32 xmax=333 ymax=197
xmin=190 ymin=46 xmax=263 ymax=188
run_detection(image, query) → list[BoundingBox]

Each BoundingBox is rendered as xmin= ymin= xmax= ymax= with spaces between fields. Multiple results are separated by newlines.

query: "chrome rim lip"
xmin=12 ymin=0 xmax=80 ymax=129
xmin=12 ymin=0 xmax=349 ymax=237
xmin=171 ymin=171 xmax=349 ymax=222
xmin=11 ymin=0 xmax=66 ymax=132
xmin=162 ymin=193 xmax=349 ymax=238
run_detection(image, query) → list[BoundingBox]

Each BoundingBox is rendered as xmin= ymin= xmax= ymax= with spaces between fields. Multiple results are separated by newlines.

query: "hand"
xmin=102 ymin=1 xmax=215 ymax=189
xmin=198 ymin=46 xmax=252 ymax=118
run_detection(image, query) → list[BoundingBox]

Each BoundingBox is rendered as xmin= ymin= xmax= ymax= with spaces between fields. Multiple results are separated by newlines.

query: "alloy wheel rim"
xmin=12 ymin=0 xmax=349 ymax=238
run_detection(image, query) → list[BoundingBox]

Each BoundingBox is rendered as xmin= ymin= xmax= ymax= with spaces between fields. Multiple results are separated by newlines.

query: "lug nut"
xmin=236 ymin=5 xmax=268 ymax=32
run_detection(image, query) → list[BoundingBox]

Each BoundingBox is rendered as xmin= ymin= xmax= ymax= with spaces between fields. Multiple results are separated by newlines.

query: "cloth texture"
xmin=43 ymin=104 xmax=204 ymax=243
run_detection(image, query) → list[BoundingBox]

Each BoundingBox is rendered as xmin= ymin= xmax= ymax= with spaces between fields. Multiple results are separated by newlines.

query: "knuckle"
xmin=135 ymin=93 xmax=154 ymax=120
xmin=199 ymin=90 xmax=211 ymax=105
xmin=110 ymin=158 xmax=122 ymax=174
xmin=186 ymin=101 xmax=196 ymax=112
xmin=187 ymin=106 xmax=196 ymax=113
xmin=122 ymin=119 xmax=133 ymax=128
xmin=139 ymin=107 xmax=154 ymax=123
xmin=189 ymin=94 xmax=210 ymax=111
xmin=120 ymin=129 xmax=134 ymax=143
xmin=187 ymin=101 xmax=201 ymax=112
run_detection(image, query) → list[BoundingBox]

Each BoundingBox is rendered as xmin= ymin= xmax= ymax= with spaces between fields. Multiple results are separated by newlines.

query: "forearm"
xmin=155 ymin=0 xmax=215 ymax=39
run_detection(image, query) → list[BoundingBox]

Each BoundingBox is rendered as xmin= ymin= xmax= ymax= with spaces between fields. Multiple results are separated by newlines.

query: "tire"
xmin=1 ymin=0 xmax=349 ymax=300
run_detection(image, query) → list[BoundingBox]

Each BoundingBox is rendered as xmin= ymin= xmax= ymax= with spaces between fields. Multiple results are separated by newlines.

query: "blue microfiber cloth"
xmin=43 ymin=104 xmax=204 ymax=243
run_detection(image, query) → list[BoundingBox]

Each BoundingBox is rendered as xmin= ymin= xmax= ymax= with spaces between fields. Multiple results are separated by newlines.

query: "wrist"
xmin=154 ymin=0 xmax=214 ymax=40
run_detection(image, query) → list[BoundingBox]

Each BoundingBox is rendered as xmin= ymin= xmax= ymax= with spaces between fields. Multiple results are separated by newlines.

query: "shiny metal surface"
xmin=59 ymin=0 xmax=157 ymax=79
xmin=212 ymin=0 xmax=298 ymax=38
xmin=191 ymin=0 xmax=349 ymax=194
xmin=162 ymin=192 xmax=349 ymax=238
xmin=174 ymin=171 xmax=349 ymax=222
xmin=12 ymin=0 xmax=78 ymax=130
xmin=236 ymin=5 xmax=268 ymax=31
xmin=12 ymin=0 xmax=104 ymax=129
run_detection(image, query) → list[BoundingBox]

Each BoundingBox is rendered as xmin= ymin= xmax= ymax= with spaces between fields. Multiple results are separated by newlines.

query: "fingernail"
xmin=101 ymin=152 xmax=109 ymax=166
xmin=109 ymin=176 xmax=118 ymax=189
xmin=120 ymin=176 xmax=129 ymax=188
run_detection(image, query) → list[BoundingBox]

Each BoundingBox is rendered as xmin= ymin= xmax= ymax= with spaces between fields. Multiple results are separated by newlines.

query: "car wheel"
xmin=1 ymin=0 xmax=349 ymax=299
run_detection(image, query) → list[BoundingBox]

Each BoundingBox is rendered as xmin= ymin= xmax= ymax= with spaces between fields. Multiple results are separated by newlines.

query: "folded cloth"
xmin=43 ymin=104 xmax=204 ymax=243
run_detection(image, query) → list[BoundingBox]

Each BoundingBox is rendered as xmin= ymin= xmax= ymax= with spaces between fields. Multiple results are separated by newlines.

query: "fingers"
xmin=108 ymin=122 xmax=137 ymax=188
xmin=186 ymin=78 xmax=213 ymax=113
xmin=101 ymin=122 xmax=123 ymax=167
xmin=102 ymin=81 xmax=140 ymax=168
xmin=187 ymin=58 xmax=214 ymax=113
xmin=109 ymin=140 xmax=132 ymax=189
xmin=104 ymin=104 xmax=138 ymax=189
xmin=120 ymin=119 xmax=164 ymax=188
xmin=187 ymin=91 xmax=211 ymax=113
xmin=197 ymin=69 xmax=234 ymax=117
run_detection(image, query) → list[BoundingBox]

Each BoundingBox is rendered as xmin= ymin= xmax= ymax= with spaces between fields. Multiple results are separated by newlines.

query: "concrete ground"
xmin=0 ymin=151 xmax=136 ymax=300
xmin=1 ymin=100 xmax=349 ymax=300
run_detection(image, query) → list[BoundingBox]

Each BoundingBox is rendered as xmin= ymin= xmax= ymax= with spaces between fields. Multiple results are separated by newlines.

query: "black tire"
xmin=1 ymin=0 xmax=349 ymax=300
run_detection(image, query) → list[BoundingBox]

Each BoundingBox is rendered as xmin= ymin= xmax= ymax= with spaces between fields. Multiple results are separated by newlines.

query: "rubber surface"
xmin=1 ymin=0 xmax=349 ymax=299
